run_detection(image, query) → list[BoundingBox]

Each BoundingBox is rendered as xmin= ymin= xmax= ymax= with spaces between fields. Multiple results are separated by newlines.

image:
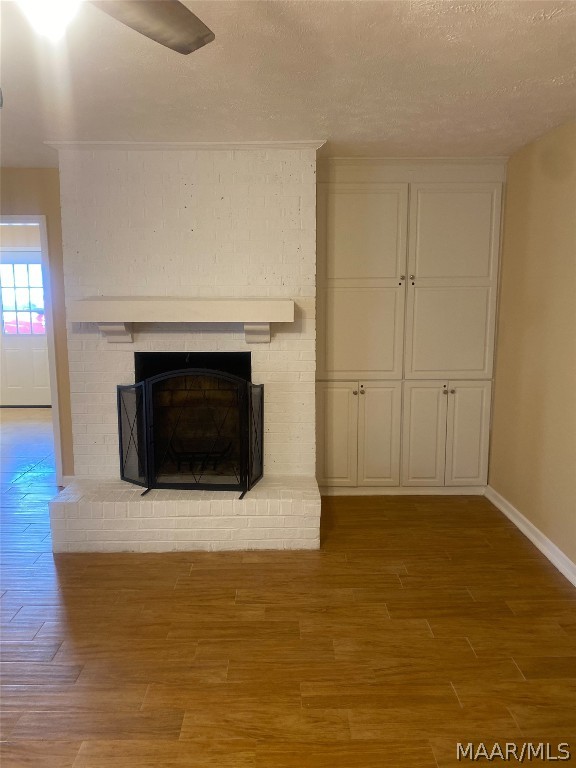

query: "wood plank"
xmin=194 ymin=637 xmax=336 ymax=663
xmin=301 ymin=681 xmax=459 ymax=709
xmin=333 ymin=636 xmax=478 ymax=663
xmin=348 ymin=704 xmax=522 ymax=739
xmin=0 ymin=440 xmax=574 ymax=766
xmin=255 ymin=741 xmax=438 ymax=767
xmin=513 ymin=656 xmax=576 ymax=680
xmin=71 ymin=739 xmax=257 ymax=768
xmin=0 ymin=663 xmax=83 ymax=685
xmin=76 ymin=659 xmax=228 ymax=685
xmin=227 ymin=660 xmax=378 ymax=685
xmin=141 ymin=682 xmax=301 ymax=710
xmin=0 ymin=684 xmax=148 ymax=712
xmin=0 ymin=741 xmax=81 ymax=768
xmin=453 ymin=679 xmax=576 ymax=718
xmin=370 ymin=657 xmax=526 ymax=685
xmin=166 ymin=620 xmax=301 ymax=642
xmin=0 ymin=710 xmax=22 ymax=740
xmin=0 ymin=641 xmax=61 ymax=662
xmin=179 ymin=705 xmax=351 ymax=741
xmin=10 ymin=711 xmax=184 ymax=741
xmin=506 ymin=703 xmax=576 ymax=736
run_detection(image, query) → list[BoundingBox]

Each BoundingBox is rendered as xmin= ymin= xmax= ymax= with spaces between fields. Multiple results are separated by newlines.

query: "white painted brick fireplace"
xmin=49 ymin=143 xmax=322 ymax=552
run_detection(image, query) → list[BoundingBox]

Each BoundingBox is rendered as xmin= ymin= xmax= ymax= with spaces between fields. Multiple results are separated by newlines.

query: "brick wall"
xmin=59 ymin=148 xmax=317 ymax=480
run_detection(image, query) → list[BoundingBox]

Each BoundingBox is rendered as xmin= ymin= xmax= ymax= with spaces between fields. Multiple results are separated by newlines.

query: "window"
xmin=0 ymin=263 xmax=46 ymax=335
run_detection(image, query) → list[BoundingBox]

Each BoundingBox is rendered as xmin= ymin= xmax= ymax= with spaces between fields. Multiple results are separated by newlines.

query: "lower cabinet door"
xmin=316 ymin=381 xmax=358 ymax=486
xmin=358 ymin=381 xmax=401 ymax=486
xmin=401 ymin=381 xmax=448 ymax=486
xmin=318 ymin=378 xmax=492 ymax=488
xmin=445 ymin=380 xmax=492 ymax=486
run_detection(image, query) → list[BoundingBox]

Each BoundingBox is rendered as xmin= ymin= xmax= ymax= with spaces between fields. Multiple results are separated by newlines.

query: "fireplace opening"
xmin=118 ymin=354 xmax=263 ymax=494
xmin=135 ymin=352 xmax=251 ymax=383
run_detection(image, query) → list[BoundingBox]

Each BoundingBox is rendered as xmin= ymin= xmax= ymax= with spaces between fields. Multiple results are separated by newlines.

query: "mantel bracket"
xmin=243 ymin=322 xmax=271 ymax=343
xmin=97 ymin=322 xmax=133 ymax=343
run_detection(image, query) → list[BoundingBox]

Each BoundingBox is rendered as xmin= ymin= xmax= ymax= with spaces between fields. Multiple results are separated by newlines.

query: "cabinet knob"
xmin=442 ymin=390 xmax=449 ymax=395
xmin=360 ymin=389 xmax=365 ymax=394
xmin=353 ymin=390 xmax=358 ymax=395
xmin=450 ymin=389 xmax=456 ymax=394
xmin=409 ymin=275 xmax=415 ymax=280
xmin=399 ymin=275 xmax=406 ymax=281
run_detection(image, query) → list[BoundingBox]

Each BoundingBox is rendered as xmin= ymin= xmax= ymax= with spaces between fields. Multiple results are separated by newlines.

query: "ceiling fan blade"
xmin=90 ymin=0 xmax=215 ymax=55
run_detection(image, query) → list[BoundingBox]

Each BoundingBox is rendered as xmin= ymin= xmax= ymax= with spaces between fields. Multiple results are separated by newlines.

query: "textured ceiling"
xmin=1 ymin=0 xmax=575 ymax=166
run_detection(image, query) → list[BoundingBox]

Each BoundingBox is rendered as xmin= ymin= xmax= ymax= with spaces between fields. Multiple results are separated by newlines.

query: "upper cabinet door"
xmin=317 ymin=183 xmax=408 ymax=379
xmin=407 ymin=183 xmax=501 ymax=285
xmin=320 ymin=286 xmax=405 ymax=379
xmin=405 ymin=284 xmax=497 ymax=379
xmin=318 ymin=183 xmax=408 ymax=285
xmin=405 ymin=183 xmax=502 ymax=379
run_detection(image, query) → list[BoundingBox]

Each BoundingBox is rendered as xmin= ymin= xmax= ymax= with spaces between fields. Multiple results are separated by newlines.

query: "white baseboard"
xmin=320 ymin=486 xmax=485 ymax=496
xmin=485 ymin=486 xmax=576 ymax=588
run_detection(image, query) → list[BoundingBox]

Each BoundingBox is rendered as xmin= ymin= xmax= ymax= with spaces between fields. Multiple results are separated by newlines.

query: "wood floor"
xmin=1 ymin=410 xmax=575 ymax=766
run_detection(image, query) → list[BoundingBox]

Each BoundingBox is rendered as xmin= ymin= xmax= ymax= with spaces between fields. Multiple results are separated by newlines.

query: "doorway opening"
xmin=0 ymin=216 xmax=63 ymax=484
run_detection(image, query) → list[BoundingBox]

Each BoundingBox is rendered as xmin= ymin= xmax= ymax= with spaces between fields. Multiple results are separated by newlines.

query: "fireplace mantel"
xmin=68 ymin=297 xmax=295 ymax=343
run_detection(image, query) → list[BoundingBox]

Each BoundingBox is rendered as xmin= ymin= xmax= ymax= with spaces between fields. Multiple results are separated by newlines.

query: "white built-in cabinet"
xmin=401 ymin=380 xmax=492 ymax=487
xmin=317 ymin=381 xmax=401 ymax=487
xmin=316 ymin=171 xmax=502 ymax=490
xmin=405 ymin=184 xmax=501 ymax=379
xmin=318 ymin=183 xmax=408 ymax=379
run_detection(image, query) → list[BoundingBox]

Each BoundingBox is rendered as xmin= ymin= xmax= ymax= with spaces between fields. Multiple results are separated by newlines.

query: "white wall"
xmin=59 ymin=148 xmax=317 ymax=479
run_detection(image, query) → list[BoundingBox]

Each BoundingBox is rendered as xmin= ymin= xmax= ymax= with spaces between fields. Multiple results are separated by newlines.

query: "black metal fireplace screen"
xmin=117 ymin=369 xmax=263 ymax=494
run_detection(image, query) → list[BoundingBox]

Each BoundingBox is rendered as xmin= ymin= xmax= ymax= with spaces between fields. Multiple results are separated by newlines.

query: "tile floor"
xmin=0 ymin=408 xmax=58 ymax=557
xmin=0 ymin=407 xmax=58 ymax=487
xmin=0 ymin=409 xmax=575 ymax=767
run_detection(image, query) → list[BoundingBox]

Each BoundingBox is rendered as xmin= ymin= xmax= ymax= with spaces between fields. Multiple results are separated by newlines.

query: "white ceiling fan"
xmin=90 ymin=1 xmax=215 ymax=55
xmin=16 ymin=0 xmax=215 ymax=55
